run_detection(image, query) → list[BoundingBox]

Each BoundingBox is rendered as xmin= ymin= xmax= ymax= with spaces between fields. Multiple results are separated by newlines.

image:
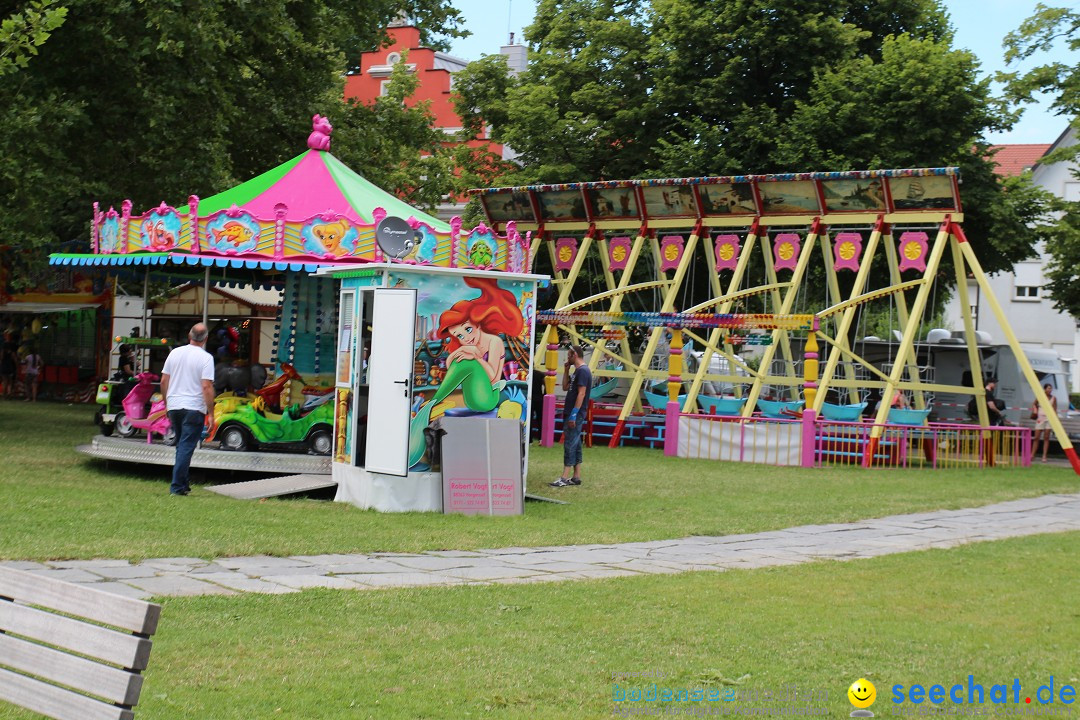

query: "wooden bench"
xmin=0 ymin=566 xmax=162 ymax=720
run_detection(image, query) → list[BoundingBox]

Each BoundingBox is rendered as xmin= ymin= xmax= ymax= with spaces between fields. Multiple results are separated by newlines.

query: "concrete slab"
xmin=436 ymin=566 xmax=544 ymax=581
xmin=88 ymin=564 xmax=163 ymax=580
xmin=195 ymin=573 xmax=299 ymax=594
xmin=259 ymin=574 xmax=361 ymax=590
xmin=74 ymin=581 xmax=154 ymax=600
xmin=387 ymin=556 xmax=491 ymax=571
xmin=337 ymin=572 xmax=467 ymax=588
xmin=217 ymin=555 xmax=315 ymax=571
xmin=0 ymin=561 xmax=48 ymax=571
xmin=324 ymin=560 xmax=427 ymax=575
xmin=48 ymin=559 xmax=133 ymax=569
xmin=125 ymin=575 xmax=238 ymax=597
xmin=25 ymin=568 xmax=107 ymax=583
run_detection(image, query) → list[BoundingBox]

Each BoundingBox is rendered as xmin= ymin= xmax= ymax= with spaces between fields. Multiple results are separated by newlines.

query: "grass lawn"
xmin=0 ymin=402 xmax=1077 ymax=561
xmin=4 ymin=532 xmax=1078 ymax=719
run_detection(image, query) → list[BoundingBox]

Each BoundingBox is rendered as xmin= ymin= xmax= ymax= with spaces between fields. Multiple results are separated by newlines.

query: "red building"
xmin=345 ymin=22 xmax=525 ymax=218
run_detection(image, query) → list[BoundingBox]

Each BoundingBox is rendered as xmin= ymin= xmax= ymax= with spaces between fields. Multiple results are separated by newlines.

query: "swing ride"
xmin=470 ymin=168 xmax=1080 ymax=475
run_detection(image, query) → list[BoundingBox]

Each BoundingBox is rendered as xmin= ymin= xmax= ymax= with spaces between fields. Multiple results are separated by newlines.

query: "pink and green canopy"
xmin=180 ymin=149 xmax=450 ymax=232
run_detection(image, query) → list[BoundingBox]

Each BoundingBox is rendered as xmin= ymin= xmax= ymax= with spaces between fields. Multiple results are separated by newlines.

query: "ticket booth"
xmin=321 ymin=263 xmax=543 ymax=512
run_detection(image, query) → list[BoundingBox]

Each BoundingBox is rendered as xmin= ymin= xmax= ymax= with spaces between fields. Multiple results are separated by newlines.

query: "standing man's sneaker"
xmin=549 ymin=477 xmax=573 ymax=487
xmin=567 ymin=477 xmax=581 ymax=486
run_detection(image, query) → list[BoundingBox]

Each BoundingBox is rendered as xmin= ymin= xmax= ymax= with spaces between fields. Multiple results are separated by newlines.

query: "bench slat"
xmin=0 ymin=667 xmax=134 ymax=720
xmin=0 ymin=601 xmax=153 ymax=670
xmin=0 ymin=633 xmax=144 ymax=706
xmin=0 ymin=566 xmax=160 ymax=635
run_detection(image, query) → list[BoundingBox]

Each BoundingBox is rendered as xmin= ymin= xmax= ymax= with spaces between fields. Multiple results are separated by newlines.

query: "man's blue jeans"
xmin=563 ymin=419 xmax=583 ymax=467
xmin=168 ymin=409 xmax=205 ymax=494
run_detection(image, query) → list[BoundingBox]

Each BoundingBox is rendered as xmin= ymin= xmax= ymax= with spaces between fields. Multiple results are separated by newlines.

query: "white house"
xmin=945 ymin=129 xmax=1080 ymax=390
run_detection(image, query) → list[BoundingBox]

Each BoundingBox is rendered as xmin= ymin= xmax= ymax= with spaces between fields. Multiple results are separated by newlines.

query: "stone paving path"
xmin=5 ymin=493 xmax=1080 ymax=600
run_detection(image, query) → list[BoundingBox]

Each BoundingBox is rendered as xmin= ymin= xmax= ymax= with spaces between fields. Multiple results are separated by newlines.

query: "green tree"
xmin=0 ymin=0 xmax=67 ymax=76
xmin=0 ymin=0 xmax=464 ymax=287
xmin=453 ymin=0 xmax=1046 ymax=296
xmin=1001 ymin=3 xmax=1080 ymax=316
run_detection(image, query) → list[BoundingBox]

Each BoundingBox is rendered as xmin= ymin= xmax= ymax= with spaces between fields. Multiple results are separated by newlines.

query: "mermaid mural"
xmin=407 ymin=277 xmax=527 ymax=467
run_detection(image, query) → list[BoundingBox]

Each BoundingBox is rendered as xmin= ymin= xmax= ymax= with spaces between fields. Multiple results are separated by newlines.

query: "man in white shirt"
xmin=160 ymin=323 xmax=216 ymax=496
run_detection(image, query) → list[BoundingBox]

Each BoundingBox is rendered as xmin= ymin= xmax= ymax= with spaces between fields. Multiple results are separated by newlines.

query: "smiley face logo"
xmin=848 ymin=678 xmax=876 ymax=709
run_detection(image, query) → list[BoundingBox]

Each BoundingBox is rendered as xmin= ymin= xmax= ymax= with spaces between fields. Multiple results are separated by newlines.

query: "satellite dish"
xmin=375 ymin=216 xmax=416 ymax=260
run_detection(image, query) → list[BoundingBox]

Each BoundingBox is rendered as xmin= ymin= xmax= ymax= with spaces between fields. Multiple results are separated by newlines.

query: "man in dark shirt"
xmin=550 ymin=344 xmax=591 ymax=487
xmin=969 ymin=378 xmax=1005 ymax=425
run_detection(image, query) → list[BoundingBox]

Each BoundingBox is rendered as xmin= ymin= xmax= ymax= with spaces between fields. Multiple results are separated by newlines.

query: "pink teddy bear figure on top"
xmin=307 ymin=114 xmax=333 ymax=151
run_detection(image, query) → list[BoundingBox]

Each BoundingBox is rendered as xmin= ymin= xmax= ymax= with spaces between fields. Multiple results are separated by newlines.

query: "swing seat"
xmin=888 ymin=407 xmax=932 ymax=426
xmin=698 ymin=395 xmax=746 ymax=416
xmin=757 ymin=399 xmax=804 ymax=418
xmin=643 ymin=386 xmax=684 ymax=411
xmin=822 ymin=401 xmax=867 ymax=422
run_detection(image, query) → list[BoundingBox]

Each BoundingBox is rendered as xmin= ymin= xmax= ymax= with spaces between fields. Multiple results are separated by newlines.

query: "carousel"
xmin=53 ymin=116 xmax=546 ymax=511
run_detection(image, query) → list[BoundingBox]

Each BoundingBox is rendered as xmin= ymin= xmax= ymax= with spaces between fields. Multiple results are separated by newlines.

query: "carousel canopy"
xmin=176 ymin=149 xmax=449 ymax=231
xmin=48 ymin=115 xmax=525 ymax=274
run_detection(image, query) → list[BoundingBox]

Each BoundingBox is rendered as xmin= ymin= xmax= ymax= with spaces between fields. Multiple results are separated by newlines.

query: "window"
xmin=379 ymin=79 xmax=391 ymax=97
xmin=1014 ymin=285 xmax=1040 ymax=301
xmin=386 ymin=52 xmax=401 ymax=65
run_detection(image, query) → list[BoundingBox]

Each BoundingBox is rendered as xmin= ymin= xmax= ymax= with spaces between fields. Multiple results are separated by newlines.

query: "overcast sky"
xmin=446 ymin=0 xmax=1078 ymax=145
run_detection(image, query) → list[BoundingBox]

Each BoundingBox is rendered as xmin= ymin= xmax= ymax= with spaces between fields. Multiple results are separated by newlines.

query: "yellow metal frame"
xmin=529 ymin=210 xmax=1076 ymax=465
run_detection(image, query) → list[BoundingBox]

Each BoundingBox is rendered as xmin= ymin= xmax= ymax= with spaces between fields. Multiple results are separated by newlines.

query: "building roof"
xmin=988 ymin=144 xmax=1051 ymax=177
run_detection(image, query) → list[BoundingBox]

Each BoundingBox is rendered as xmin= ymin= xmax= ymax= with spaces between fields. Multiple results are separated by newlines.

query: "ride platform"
xmin=76 ymin=435 xmax=331 ymax=475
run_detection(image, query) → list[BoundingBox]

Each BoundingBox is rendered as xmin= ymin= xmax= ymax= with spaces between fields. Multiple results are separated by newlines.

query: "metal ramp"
xmin=205 ymin=474 xmax=338 ymax=499
xmin=77 ymin=435 xmax=331 ymax=475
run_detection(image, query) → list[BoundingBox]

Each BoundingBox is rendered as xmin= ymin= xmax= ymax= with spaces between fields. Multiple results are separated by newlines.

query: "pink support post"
xmin=188 ymin=195 xmax=201 ymax=253
xmin=91 ymin=202 xmax=101 ymax=254
xmin=542 ymin=394 xmax=557 ymax=448
xmin=119 ymin=199 xmax=132 ymax=253
xmin=664 ymin=401 xmax=680 ymax=457
xmin=273 ymin=203 xmax=288 ymax=258
xmin=800 ymin=409 xmax=817 ymax=468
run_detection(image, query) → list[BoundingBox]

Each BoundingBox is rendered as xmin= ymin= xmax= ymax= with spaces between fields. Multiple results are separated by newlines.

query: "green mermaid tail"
xmin=407 ymin=358 xmax=501 ymax=468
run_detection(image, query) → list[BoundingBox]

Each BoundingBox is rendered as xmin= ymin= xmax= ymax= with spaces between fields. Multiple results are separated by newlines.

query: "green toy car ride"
xmin=212 ymin=393 xmax=334 ymax=455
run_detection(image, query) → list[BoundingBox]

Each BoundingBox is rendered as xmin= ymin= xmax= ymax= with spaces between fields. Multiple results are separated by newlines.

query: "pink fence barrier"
xmin=674 ymin=412 xmax=1032 ymax=470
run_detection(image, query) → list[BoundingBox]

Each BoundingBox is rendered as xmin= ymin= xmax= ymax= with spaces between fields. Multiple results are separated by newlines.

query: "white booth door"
xmin=364 ymin=288 xmax=417 ymax=476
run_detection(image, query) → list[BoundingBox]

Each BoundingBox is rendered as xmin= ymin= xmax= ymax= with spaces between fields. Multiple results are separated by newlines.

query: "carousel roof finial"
xmin=307 ymin=114 xmax=333 ymax=152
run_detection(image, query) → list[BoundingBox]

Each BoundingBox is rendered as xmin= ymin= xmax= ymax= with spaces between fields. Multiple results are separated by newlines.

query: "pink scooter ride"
xmin=114 ymin=372 xmax=176 ymax=445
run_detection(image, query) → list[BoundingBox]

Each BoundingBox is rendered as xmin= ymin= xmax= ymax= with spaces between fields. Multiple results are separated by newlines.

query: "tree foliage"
xmin=0 ymin=0 xmax=464 ymax=286
xmin=1001 ymin=3 xmax=1080 ymax=316
xmin=0 ymin=0 xmax=67 ymax=76
xmin=453 ymin=0 xmax=1047 ymax=289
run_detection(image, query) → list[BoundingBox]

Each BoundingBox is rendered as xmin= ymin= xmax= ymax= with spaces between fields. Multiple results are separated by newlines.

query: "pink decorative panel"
xmin=772 ymin=233 xmax=801 ymax=272
xmin=898 ymin=231 xmax=929 ymax=272
xmin=608 ymin=236 xmax=632 ymax=271
xmin=659 ymin=235 xmax=684 ymax=271
xmin=832 ymin=232 xmax=863 ymax=272
xmin=554 ymin=237 xmax=578 ymax=271
xmin=714 ymin=234 xmax=741 ymax=271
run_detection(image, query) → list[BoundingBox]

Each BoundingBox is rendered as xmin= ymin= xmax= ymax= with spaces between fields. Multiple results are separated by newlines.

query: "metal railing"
xmin=814 ymin=420 xmax=1030 ymax=469
xmin=672 ymin=411 xmax=1031 ymax=470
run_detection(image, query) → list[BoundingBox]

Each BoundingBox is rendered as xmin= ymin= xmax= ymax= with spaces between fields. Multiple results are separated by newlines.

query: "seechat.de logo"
xmin=849 ymin=678 xmax=877 ymax=717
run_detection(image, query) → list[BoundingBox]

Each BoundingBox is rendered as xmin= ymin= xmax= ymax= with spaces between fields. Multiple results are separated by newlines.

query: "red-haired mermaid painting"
xmin=408 ymin=277 xmax=525 ymax=466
